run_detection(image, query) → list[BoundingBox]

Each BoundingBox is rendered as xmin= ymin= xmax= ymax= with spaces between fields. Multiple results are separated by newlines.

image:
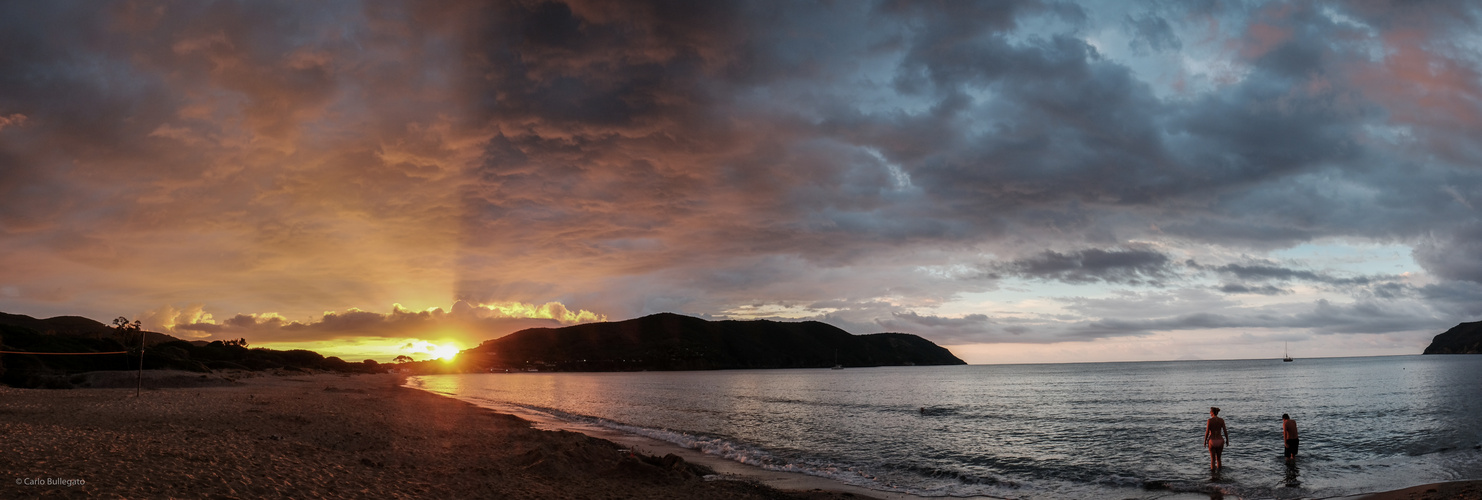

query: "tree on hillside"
xmin=112 ymin=317 xmax=142 ymax=347
xmin=223 ymin=338 xmax=248 ymax=348
xmin=393 ymin=355 xmax=413 ymax=364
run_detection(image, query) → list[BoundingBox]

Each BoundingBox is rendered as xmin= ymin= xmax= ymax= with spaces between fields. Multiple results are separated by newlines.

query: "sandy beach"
xmin=1352 ymin=480 xmax=1482 ymax=500
xmin=0 ymin=371 xmax=872 ymax=499
xmin=2 ymin=370 xmax=1478 ymax=499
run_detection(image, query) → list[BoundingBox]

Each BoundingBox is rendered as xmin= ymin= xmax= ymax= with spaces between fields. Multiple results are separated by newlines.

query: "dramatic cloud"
xmin=994 ymin=248 xmax=1175 ymax=285
xmin=1414 ymin=223 xmax=1482 ymax=284
xmin=1217 ymin=283 xmax=1292 ymax=296
xmin=1188 ymin=259 xmax=1402 ymax=295
xmin=2 ymin=0 xmax=1481 ymax=362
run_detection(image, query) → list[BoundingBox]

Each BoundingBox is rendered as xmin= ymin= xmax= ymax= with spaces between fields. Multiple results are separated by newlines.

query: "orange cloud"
xmin=147 ymin=301 xmax=605 ymax=347
xmin=0 ymin=113 xmax=25 ymax=130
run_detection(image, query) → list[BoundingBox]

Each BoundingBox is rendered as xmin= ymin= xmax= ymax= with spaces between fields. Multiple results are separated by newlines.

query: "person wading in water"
xmin=1282 ymin=414 xmax=1299 ymax=461
xmin=1205 ymin=407 xmax=1229 ymax=470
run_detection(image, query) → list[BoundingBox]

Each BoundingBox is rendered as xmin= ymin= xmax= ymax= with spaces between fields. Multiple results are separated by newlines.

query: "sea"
xmin=407 ymin=355 xmax=1482 ymax=499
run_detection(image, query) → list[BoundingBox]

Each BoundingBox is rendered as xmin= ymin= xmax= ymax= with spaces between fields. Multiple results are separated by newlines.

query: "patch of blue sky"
xmin=1268 ymin=241 xmax=1420 ymax=276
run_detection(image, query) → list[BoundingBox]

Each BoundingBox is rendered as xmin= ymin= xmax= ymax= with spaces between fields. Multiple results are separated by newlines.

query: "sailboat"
xmin=831 ymin=349 xmax=843 ymax=370
xmin=1283 ymin=342 xmax=1293 ymax=362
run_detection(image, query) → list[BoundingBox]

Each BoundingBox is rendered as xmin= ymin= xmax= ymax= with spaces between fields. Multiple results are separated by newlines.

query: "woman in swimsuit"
xmin=1204 ymin=407 xmax=1228 ymax=470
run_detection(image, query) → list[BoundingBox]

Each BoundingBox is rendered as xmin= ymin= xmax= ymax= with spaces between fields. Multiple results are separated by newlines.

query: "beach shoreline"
xmin=2 ymin=370 xmax=1477 ymax=499
xmin=405 ymin=375 xmax=1482 ymax=500
xmin=407 ymin=378 xmax=947 ymax=500
xmin=1346 ymin=480 xmax=1482 ymax=500
xmin=0 ymin=371 xmax=874 ymax=499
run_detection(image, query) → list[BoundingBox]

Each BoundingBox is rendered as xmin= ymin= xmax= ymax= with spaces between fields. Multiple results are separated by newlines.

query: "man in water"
xmin=1205 ymin=407 xmax=1228 ymax=470
xmin=1282 ymin=414 xmax=1299 ymax=461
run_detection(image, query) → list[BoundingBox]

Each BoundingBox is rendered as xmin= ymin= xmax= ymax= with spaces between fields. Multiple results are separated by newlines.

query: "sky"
xmin=2 ymin=0 xmax=1481 ymax=364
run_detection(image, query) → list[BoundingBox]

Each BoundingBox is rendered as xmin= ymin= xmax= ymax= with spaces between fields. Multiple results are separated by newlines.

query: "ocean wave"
xmin=1141 ymin=479 xmax=1243 ymax=496
xmin=1094 ymin=474 xmax=1143 ymax=488
xmin=408 ymin=356 xmax=1482 ymax=500
xmin=480 ymin=400 xmax=1016 ymax=497
xmin=889 ymin=462 xmax=1020 ymax=488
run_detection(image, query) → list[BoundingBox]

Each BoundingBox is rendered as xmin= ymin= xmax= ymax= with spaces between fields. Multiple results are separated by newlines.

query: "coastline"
xmin=405 ymin=375 xmax=1482 ymax=500
xmin=405 ymin=372 xmax=1482 ymax=500
xmin=1346 ymin=480 xmax=1482 ymax=500
xmin=406 ymin=378 xmax=948 ymax=500
xmin=0 ymin=371 xmax=871 ymax=499
xmin=2 ymin=370 xmax=1476 ymax=499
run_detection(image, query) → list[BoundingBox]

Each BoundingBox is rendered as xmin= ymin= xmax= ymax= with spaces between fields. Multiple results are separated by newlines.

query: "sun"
xmin=430 ymin=343 xmax=460 ymax=361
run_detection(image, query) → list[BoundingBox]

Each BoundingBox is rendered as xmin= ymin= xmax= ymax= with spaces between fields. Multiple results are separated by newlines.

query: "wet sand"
xmin=0 ymin=371 xmax=873 ymax=499
xmin=1351 ymin=480 xmax=1482 ymax=500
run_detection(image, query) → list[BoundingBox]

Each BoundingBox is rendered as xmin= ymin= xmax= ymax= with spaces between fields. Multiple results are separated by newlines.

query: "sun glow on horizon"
xmin=246 ymin=337 xmax=466 ymax=363
xmin=399 ymin=339 xmax=462 ymax=361
xmin=429 ymin=342 xmax=460 ymax=361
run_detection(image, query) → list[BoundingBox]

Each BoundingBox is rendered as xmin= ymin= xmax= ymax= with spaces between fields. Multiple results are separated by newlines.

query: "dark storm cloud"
xmin=1216 ymin=263 xmax=1357 ymax=284
xmin=1419 ymin=280 xmax=1482 ymax=318
xmin=0 ymin=3 xmax=178 ymax=237
xmin=993 ymin=248 xmax=1174 ymax=284
xmin=1192 ymin=260 xmax=1375 ymax=286
xmin=4 ymin=0 xmax=1482 ymax=356
xmin=1363 ymin=282 xmax=1412 ymax=300
xmin=439 ymin=0 xmax=1482 ymax=324
xmin=872 ymin=0 xmax=1354 ymax=221
xmin=1414 ymin=223 xmax=1482 ymax=284
xmin=886 ymin=30 xmax=1179 ymax=208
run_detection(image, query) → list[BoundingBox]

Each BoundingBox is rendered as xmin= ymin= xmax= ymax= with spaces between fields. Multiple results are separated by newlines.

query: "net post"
xmin=136 ymin=331 xmax=145 ymax=397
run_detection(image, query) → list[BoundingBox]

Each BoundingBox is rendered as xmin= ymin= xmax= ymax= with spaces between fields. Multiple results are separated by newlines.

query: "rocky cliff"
xmin=1423 ymin=321 xmax=1482 ymax=354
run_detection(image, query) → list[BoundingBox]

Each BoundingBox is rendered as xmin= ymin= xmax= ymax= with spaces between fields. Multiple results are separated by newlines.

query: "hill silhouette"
xmin=1423 ymin=321 xmax=1482 ymax=354
xmin=459 ymin=312 xmax=965 ymax=372
xmin=0 ymin=312 xmax=183 ymax=344
xmin=0 ymin=311 xmax=383 ymax=388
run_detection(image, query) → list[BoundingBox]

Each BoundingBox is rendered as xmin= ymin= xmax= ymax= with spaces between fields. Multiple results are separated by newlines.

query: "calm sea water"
xmin=408 ymin=355 xmax=1482 ymax=499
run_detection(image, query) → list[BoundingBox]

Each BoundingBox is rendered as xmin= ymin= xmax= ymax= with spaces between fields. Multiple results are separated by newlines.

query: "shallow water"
xmin=409 ymin=355 xmax=1482 ymax=498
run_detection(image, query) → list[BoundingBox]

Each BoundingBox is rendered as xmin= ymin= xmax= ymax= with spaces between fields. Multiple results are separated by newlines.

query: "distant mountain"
xmin=0 ymin=312 xmax=113 ymax=338
xmin=462 ymin=312 xmax=965 ymax=371
xmin=0 ymin=312 xmax=183 ymax=345
xmin=1423 ymin=321 xmax=1482 ymax=354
